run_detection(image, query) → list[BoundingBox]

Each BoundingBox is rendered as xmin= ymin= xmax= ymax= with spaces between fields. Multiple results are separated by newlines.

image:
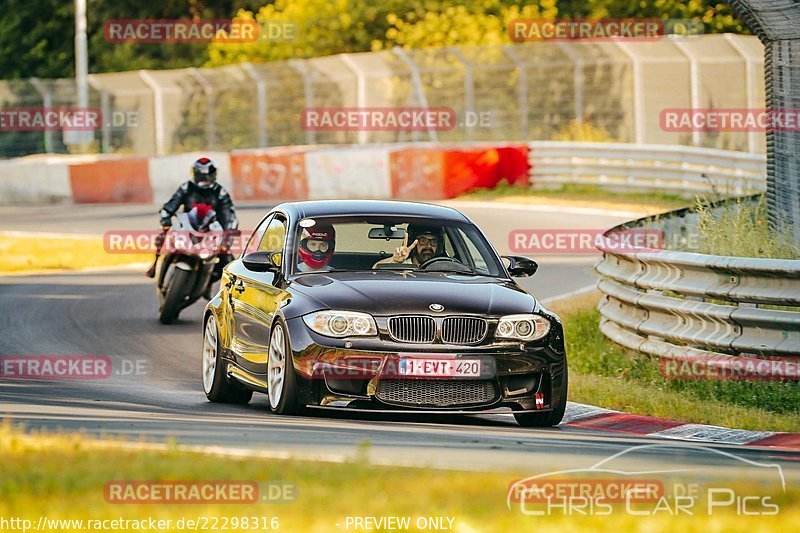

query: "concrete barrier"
xmin=230 ymin=147 xmax=309 ymax=201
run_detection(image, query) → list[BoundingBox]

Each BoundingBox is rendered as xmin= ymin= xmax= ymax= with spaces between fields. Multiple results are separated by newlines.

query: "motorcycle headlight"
xmin=496 ymin=314 xmax=550 ymax=341
xmin=303 ymin=311 xmax=377 ymax=338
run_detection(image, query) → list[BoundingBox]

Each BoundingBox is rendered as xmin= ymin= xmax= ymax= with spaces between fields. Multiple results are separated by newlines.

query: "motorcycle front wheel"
xmin=159 ymin=267 xmax=192 ymax=324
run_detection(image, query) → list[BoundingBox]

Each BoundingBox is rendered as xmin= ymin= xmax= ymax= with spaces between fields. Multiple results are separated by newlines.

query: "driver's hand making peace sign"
xmin=390 ymin=233 xmax=418 ymax=263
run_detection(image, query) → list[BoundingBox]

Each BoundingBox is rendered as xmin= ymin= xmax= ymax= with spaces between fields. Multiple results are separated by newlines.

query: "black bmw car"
xmin=202 ymin=200 xmax=567 ymax=427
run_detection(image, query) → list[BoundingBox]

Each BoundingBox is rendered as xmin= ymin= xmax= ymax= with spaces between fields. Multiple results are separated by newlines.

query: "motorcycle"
xmin=155 ymin=205 xmax=229 ymax=324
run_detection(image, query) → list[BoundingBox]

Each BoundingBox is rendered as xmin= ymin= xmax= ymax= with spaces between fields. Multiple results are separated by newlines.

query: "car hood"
xmin=289 ymin=271 xmax=539 ymax=316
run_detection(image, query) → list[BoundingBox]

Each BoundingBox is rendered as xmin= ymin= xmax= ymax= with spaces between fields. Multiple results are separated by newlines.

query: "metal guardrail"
xmin=529 ymin=141 xmax=766 ymax=196
xmin=595 ymin=208 xmax=800 ymax=364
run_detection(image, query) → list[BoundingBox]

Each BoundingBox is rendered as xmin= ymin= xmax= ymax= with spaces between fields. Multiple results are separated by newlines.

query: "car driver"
xmin=373 ymin=224 xmax=445 ymax=268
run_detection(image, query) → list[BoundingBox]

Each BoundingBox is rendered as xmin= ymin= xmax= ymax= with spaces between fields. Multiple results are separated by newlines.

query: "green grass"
xmin=692 ymin=196 xmax=800 ymax=259
xmin=1 ymin=424 xmax=798 ymax=532
xmin=552 ymin=293 xmax=800 ymax=433
xmin=460 ymin=183 xmax=693 ymax=213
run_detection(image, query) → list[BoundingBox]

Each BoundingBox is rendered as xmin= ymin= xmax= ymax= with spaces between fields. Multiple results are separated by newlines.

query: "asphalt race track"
xmin=1 ymin=201 xmax=798 ymax=485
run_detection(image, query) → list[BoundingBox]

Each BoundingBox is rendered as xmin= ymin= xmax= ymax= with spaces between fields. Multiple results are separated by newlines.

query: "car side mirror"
xmin=502 ymin=255 xmax=538 ymax=277
xmin=242 ymin=251 xmax=281 ymax=273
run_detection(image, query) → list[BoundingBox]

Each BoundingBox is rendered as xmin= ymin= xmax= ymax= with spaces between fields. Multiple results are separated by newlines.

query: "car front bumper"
xmin=285 ymin=317 xmax=567 ymax=414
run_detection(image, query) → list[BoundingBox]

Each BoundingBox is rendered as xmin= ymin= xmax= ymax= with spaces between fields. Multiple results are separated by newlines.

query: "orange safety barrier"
xmin=389 ymin=149 xmax=446 ymax=199
xmin=230 ymin=148 xmax=309 ymax=200
xmin=69 ymin=158 xmax=152 ymax=204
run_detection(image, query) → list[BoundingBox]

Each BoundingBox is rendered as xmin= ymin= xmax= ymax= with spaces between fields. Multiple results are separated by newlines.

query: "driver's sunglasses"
xmin=417 ymin=236 xmax=439 ymax=247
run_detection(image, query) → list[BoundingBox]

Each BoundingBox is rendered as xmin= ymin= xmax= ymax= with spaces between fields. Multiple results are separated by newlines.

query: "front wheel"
xmin=514 ymin=366 xmax=568 ymax=428
xmin=202 ymin=314 xmax=252 ymax=404
xmin=159 ymin=267 xmax=191 ymax=324
xmin=267 ymin=319 xmax=302 ymax=415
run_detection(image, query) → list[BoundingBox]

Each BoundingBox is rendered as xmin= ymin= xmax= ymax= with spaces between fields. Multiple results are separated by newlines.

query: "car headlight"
xmin=495 ymin=314 xmax=550 ymax=341
xmin=302 ymin=311 xmax=377 ymax=338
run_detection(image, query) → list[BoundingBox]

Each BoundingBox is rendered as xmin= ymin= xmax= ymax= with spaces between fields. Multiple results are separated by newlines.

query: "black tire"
xmin=267 ymin=319 xmax=302 ymax=415
xmin=202 ymin=314 xmax=253 ymax=404
xmin=514 ymin=366 xmax=568 ymax=428
xmin=159 ymin=267 xmax=191 ymax=324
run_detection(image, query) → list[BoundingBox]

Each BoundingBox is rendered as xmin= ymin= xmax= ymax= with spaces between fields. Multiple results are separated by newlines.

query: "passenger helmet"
xmin=298 ymin=225 xmax=336 ymax=268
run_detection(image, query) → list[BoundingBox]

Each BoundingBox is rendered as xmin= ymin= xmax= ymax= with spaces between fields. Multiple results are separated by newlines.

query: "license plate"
xmin=398 ymin=358 xmax=481 ymax=377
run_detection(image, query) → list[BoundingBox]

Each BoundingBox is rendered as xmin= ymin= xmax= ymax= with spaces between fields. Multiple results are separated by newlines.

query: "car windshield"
xmin=290 ymin=216 xmax=504 ymax=277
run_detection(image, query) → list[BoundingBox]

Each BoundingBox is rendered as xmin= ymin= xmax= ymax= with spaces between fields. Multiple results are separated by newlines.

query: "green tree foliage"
xmin=207 ymin=0 xmax=745 ymax=66
xmin=559 ymin=0 xmax=745 ymax=34
xmin=0 ymin=0 xmax=74 ymax=79
xmin=0 ymin=0 xmax=263 ymax=79
xmin=0 ymin=1 xmax=749 ymax=77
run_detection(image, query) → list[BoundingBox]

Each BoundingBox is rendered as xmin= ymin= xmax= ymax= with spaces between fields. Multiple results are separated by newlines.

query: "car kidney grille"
xmin=388 ymin=316 xmax=436 ymax=343
xmin=376 ymin=379 xmax=497 ymax=407
xmin=441 ymin=317 xmax=488 ymax=344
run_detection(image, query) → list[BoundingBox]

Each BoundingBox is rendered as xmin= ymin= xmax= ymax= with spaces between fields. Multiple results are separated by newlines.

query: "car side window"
xmin=242 ymin=215 xmax=273 ymax=257
xmin=454 ymin=228 xmax=489 ymax=272
xmin=258 ymin=215 xmax=288 ymax=254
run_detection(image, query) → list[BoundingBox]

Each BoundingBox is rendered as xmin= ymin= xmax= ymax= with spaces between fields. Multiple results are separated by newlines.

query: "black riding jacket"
xmin=159 ymin=181 xmax=238 ymax=230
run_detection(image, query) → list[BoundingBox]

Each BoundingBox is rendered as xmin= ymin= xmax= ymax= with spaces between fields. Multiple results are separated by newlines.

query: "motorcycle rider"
xmin=373 ymin=224 xmax=445 ymax=268
xmin=297 ymin=224 xmax=336 ymax=272
xmin=146 ymin=157 xmax=238 ymax=298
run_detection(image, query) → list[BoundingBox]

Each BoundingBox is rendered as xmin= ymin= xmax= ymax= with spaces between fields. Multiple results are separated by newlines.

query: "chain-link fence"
xmin=0 ymin=34 xmax=766 ymax=158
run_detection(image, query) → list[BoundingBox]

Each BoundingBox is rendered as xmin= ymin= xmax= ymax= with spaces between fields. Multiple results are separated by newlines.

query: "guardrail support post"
xmin=241 ymin=63 xmax=269 ymax=147
xmin=615 ymin=42 xmax=645 ymax=144
xmin=673 ymin=40 xmax=701 ymax=147
xmin=725 ymin=34 xmax=759 ymax=154
xmin=503 ymin=45 xmax=528 ymax=140
xmin=340 ymin=54 xmax=368 ymax=145
xmin=393 ymin=47 xmax=436 ymax=143
xmin=289 ymin=60 xmax=316 ymax=145
xmin=87 ymin=75 xmax=110 ymax=153
xmin=557 ymin=43 xmax=585 ymax=124
xmin=138 ymin=70 xmax=165 ymax=156
xmin=189 ymin=69 xmax=216 ymax=150
xmin=449 ymin=47 xmax=475 ymax=141
xmin=29 ymin=78 xmax=53 ymax=153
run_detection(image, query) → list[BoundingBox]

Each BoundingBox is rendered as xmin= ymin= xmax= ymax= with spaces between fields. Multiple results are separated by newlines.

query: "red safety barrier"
xmin=390 ymin=145 xmax=529 ymax=199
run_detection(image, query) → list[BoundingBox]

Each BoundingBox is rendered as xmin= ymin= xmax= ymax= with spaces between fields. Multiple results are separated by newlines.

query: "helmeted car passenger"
xmin=146 ymin=157 xmax=238 ymax=297
xmin=297 ymin=224 xmax=336 ymax=272
xmin=373 ymin=224 xmax=445 ymax=268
